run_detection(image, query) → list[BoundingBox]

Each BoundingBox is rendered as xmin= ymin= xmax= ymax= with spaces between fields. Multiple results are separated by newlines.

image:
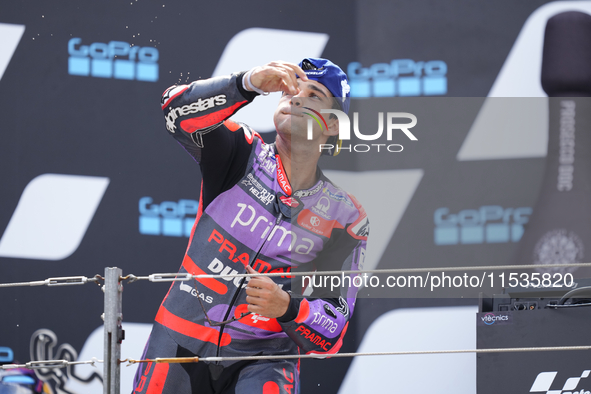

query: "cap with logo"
xmin=298 ymin=58 xmax=350 ymax=156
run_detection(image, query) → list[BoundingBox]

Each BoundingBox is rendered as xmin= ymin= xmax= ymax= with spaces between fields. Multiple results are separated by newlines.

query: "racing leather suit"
xmin=132 ymin=72 xmax=369 ymax=394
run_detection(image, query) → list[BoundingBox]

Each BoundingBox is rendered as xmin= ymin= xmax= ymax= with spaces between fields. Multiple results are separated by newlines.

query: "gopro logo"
xmin=139 ymin=197 xmax=198 ymax=237
xmin=348 ymin=59 xmax=447 ymax=97
xmin=68 ymin=38 xmax=159 ymax=81
xmin=434 ymin=205 xmax=532 ymax=245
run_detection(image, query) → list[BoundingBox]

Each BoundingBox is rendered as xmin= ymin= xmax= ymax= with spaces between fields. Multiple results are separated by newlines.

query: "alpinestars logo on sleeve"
xmin=164 ymin=94 xmax=227 ymax=133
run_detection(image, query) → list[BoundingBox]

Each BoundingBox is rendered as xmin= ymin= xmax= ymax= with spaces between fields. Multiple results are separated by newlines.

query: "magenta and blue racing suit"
xmin=132 ymin=71 xmax=369 ymax=394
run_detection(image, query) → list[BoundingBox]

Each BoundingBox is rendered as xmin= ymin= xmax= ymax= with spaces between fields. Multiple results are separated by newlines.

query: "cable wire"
xmin=0 ymin=358 xmax=103 ymax=370
xmin=2 ymin=262 xmax=588 ymax=288
xmin=0 ymin=275 xmax=104 ymax=288
xmin=558 ymin=286 xmax=591 ymax=305
xmin=122 ymin=262 xmax=591 ymax=282
xmin=123 ymin=344 xmax=591 ymax=365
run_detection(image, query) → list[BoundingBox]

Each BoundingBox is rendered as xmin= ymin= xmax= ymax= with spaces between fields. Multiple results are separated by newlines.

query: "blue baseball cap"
xmin=298 ymin=58 xmax=350 ymax=114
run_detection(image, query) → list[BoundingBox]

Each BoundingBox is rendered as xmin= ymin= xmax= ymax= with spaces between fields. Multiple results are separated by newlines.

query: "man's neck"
xmin=275 ymin=135 xmax=321 ymax=193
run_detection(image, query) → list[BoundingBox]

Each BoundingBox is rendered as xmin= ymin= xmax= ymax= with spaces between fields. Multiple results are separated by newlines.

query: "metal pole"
xmin=103 ymin=267 xmax=123 ymax=394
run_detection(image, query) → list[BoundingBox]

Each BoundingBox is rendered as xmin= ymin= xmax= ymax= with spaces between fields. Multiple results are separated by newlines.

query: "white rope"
xmin=0 ymin=275 xmax=103 ymax=288
xmin=124 ymin=345 xmax=591 ymax=365
xmin=3 ymin=346 xmax=588 ymax=369
xmin=1 ymin=262 xmax=588 ymax=288
xmin=123 ymin=262 xmax=591 ymax=282
xmin=0 ymin=357 xmax=103 ymax=370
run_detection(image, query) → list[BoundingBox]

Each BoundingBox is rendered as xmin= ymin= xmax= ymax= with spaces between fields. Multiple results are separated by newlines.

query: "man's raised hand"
xmin=245 ymin=61 xmax=308 ymax=95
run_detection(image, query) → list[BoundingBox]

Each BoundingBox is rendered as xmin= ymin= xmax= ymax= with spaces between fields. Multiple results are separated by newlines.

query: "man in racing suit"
xmin=132 ymin=58 xmax=369 ymax=394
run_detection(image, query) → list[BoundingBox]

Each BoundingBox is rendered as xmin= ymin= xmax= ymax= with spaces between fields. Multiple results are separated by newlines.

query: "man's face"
xmin=273 ymin=79 xmax=338 ymax=142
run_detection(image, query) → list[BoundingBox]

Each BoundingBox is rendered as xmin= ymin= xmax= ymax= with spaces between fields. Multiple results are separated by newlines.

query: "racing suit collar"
xmin=275 ymin=153 xmax=292 ymax=196
xmin=274 ymin=151 xmax=324 ymax=198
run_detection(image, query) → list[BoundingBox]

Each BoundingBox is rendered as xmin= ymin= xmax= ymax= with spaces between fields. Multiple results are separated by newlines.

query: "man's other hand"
xmin=245 ymin=265 xmax=290 ymax=318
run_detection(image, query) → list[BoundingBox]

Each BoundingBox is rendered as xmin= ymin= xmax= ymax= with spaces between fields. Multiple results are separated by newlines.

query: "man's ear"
xmin=325 ymin=115 xmax=339 ymax=137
